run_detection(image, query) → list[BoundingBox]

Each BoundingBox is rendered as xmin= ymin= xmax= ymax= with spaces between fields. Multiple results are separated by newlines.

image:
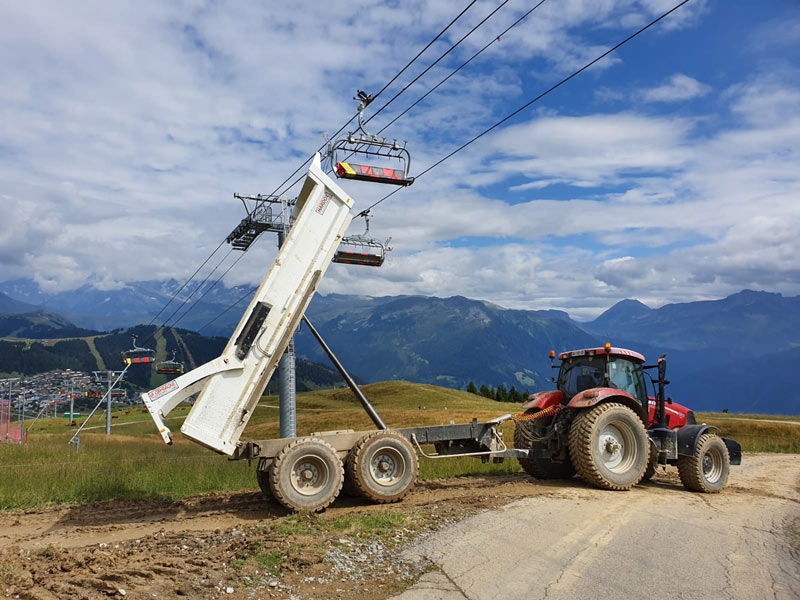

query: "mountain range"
xmin=0 ymin=280 xmax=797 ymax=414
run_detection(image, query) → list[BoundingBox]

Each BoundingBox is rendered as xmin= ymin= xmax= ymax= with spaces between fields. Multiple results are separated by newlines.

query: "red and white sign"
xmin=147 ymin=380 xmax=178 ymax=401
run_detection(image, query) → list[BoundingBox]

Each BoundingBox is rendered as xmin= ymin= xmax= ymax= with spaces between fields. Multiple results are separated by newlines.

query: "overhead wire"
xmin=357 ymin=0 xmax=694 ymax=217
xmin=268 ymin=0 xmax=481 ymax=200
xmin=273 ymin=0 xmax=517 ymax=198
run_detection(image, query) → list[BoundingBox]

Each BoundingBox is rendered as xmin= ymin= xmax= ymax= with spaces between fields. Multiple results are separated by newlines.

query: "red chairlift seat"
xmin=156 ymin=351 xmax=184 ymax=376
xmin=121 ymin=335 xmax=155 ymax=365
xmin=336 ymin=161 xmax=414 ymax=187
xmin=332 ymin=249 xmax=385 ymax=267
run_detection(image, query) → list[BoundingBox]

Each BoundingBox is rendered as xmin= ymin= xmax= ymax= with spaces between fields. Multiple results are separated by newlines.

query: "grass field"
xmin=1 ymin=381 xmax=798 ymax=510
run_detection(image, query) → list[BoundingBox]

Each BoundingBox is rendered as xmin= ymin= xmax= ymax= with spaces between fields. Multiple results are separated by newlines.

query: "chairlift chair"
xmin=332 ymin=212 xmax=391 ymax=267
xmin=121 ymin=335 xmax=155 ymax=365
xmin=328 ymin=90 xmax=414 ymax=187
xmin=156 ymin=351 xmax=184 ymax=376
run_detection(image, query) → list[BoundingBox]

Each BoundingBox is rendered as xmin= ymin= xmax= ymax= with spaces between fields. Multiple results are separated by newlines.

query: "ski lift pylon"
xmin=332 ymin=212 xmax=391 ymax=267
xmin=327 ymin=90 xmax=414 ymax=187
xmin=121 ymin=335 xmax=155 ymax=365
xmin=156 ymin=351 xmax=184 ymax=376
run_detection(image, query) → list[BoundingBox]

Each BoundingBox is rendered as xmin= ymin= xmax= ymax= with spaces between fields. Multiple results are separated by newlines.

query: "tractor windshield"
xmin=559 ymin=355 xmax=648 ymax=408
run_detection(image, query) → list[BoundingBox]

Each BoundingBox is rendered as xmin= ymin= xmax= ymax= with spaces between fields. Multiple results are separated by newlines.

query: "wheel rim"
xmin=702 ymin=446 xmax=724 ymax=484
xmin=290 ymin=454 xmax=330 ymax=496
xmin=369 ymin=446 xmax=406 ymax=487
xmin=598 ymin=422 xmax=636 ymax=473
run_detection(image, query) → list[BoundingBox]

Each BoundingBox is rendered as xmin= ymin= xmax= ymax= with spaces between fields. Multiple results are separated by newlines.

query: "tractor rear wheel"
xmin=346 ymin=431 xmax=418 ymax=503
xmin=256 ymin=458 xmax=271 ymax=497
xmin=677 ymin=433 xmax=730 ymax=493
xmin=568 ymin=402 xmax=649 ymax=491
xmin=514 ymin=409 xmax=575 ymax=479
xmin=269 ymin=437 xmax=343 ymax=512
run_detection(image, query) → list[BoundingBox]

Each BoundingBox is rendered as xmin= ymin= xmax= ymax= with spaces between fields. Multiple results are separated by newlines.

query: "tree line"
xmin=465 ymin=381 xmax=529 ymax=403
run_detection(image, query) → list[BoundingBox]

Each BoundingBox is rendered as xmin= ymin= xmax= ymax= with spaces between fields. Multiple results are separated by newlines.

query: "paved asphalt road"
xmin=393 ymin=454 xmax=800 ymax=600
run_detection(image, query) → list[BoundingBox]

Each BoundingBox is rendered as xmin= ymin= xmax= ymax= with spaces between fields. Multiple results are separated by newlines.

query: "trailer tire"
xmin=514 ymin=410 xmax=575 ymax=479
xmin=568 ymin=402 xmax=648 ymax=491
xmin=256 ymin=458 xmax=271 ymax=497
xmin=677 ymin=433 xmax=730 ymax=493
xmin=347 ymin=431 xmax=418 ymax=503
xmin=269 ymin=437 xmax=343 ymax=512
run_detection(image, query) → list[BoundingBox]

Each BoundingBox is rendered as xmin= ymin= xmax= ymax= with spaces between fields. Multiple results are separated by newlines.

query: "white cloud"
xmin=639 ymin=73 xmax=711 ymax=103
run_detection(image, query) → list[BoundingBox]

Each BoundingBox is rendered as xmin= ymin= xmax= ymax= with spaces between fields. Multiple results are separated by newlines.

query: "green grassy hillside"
xmin=1 ymin=382 xmax=797 ymax=510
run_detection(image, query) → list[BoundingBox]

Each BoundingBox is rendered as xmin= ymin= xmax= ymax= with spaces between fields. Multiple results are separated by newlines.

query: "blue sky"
xmin=1 ymin=0 xmax=798 ymax=319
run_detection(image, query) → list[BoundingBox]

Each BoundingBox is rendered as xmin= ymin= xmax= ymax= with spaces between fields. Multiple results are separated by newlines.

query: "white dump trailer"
xmin=142 ymin=153 xmax=515 ymax=511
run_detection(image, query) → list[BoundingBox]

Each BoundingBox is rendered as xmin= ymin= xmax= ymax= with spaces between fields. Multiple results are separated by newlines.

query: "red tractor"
xmin=514 ymin=344 xmax=741 ymax=492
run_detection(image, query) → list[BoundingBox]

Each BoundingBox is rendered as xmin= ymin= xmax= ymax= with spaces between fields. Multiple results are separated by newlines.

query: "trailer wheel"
xmin=677 ymin=433 xmax=730 ymax=493
xmin=514 ymin=410 xmax=575 ymax=479
xmin=256 ymin=458 xmax=271 ymax=497
xmin=269 ymin=437 xmax=343 ymax=512
xmin=347 ymin=431 xmax=418 ymax=503
xmin=568 ymin=402 xmax=648 ymax=491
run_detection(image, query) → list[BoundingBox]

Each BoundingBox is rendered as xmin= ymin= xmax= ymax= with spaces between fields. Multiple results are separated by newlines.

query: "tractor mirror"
xmin=657 ymin=356 xmax=667 ymax=381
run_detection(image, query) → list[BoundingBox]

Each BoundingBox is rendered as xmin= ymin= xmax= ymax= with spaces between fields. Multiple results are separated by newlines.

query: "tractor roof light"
xmin=604 ymin=342 xmax=612 ymax=351
xmin=548 ymin=350 xmax=555 ymax=359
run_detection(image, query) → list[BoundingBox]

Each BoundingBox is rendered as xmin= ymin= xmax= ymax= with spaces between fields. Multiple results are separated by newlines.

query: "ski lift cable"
xmin=140 ymin=247 xmax=235 ymax=349
xmin=197 ymin=285 xmax=258 ymax=333
xmin=144 ymin=238 xmax=227 ymax=329
xmin=266 ymin=0 xmax=482 ymax=201
xmin=269 ymin=0 xmax=547 ymax=196
xmin=360 ymin=0 xmax=511 ymax=132
xmin=357 ymin=0 xmax=693 ymax=217
xmin=376 ymin=0 xmax=551 ymax=136
xmin=167 ymin=250 xmax=248 ymax=330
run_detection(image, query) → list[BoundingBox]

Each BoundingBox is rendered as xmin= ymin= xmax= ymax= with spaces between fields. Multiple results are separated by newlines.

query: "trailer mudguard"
xmin=676 ymin=424 xmax=719 ymax=457
xmin=142 ymin=153 xmax=355 ymax=455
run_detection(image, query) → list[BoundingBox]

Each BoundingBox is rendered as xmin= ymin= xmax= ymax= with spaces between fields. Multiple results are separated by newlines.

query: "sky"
xmin=1 ymin=0 xmax=798 ymax=320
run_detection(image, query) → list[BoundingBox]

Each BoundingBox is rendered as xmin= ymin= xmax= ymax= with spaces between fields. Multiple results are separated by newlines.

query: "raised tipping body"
xmin=141 ymin=154 xmax=354 ymax=455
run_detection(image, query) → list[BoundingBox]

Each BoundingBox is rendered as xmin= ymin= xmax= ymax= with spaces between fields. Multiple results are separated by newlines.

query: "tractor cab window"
xmin=559 ymin=357 xmax=605 ymax=398
xmin=607 ymin=357 xmax=648 ymax=408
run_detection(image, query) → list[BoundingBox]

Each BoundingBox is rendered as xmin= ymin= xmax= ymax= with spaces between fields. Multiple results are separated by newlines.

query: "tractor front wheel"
xmin=677 ymin=433 xmax=730 ymax=493
xmin=568 ymin=402 xmax=649 ymax=491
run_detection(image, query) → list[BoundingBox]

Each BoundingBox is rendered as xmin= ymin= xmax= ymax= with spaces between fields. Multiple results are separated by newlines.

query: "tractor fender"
xmin=676 ymin=424 xmax=719 ymax=457
xmin=521 ymin=390 xmax=564 ymax=411
xmin=567 ymin=388 xmax=648 ymax=425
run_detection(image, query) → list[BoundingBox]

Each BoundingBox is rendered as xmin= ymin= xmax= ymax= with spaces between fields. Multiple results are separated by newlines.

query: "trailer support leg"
xmin=302 ymin=316 xmax=386 ymax=430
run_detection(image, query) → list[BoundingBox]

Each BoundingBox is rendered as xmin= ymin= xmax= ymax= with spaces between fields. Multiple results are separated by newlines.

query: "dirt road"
xmin=0 ymin=453 xmax=797 ymax=599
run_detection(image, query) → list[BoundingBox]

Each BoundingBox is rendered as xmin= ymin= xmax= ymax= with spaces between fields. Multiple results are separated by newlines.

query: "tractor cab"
xmin=556 ymin=345 xmax=648 ymax=412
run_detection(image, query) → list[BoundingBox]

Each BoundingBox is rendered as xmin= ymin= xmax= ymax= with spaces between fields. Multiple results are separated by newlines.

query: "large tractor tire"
xmin=346 ymin=431 xmax=418 ymax=503
xmin=256 ymin=457 xmax=271 ymax=497
xmin=568 ymin=402 xmax=649 ymax=491
xmin=268 ymin=437 xmax=343 ymax=512
xmin=514 ymin=409 xmax=575 ymax=479
xmin=677 ymin=433 xmax=730 ymax=493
